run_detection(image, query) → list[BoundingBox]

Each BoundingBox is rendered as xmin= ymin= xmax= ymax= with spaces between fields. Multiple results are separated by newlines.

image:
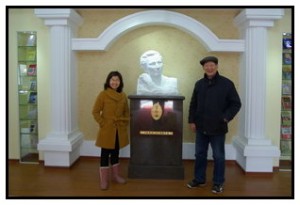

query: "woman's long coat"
xmin=92 ymin=88 xmax=130 ymax=149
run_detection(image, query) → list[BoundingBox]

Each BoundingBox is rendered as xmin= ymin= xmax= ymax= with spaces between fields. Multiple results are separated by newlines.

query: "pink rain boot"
xmin=99 ymin=167 xmax=110 ymax=190
xmin=111 ymin=163 xmax=126 ymax=184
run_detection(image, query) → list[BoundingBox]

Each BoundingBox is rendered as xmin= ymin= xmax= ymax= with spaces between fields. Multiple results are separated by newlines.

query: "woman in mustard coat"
xmin=92 ymin=71 xmax=129 ymax=190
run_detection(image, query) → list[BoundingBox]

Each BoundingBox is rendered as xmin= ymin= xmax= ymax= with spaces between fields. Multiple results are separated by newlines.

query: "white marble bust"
xmin=137 ymin=50 xmax=179 ymax=95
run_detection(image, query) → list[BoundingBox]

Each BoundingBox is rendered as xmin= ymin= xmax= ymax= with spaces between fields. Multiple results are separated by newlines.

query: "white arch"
xmin=72 ymin=10 xmax=244 ymax=52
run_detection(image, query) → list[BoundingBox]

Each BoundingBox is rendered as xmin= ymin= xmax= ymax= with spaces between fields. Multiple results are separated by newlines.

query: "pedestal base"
xmin=128 ymin=95 xmax=185 ymax=179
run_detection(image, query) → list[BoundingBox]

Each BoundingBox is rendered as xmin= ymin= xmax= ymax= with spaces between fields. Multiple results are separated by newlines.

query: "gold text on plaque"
xmin=139 ymin=131 xmax=174 ymax=136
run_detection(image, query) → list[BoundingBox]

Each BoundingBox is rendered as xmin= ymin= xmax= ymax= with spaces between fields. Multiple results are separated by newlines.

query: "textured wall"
xmin=76 ymin=9 xmax=241 ymax=143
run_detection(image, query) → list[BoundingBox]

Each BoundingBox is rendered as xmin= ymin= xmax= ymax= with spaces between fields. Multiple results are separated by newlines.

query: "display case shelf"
xmin=17 ymin=31 xmax=38 ymax=163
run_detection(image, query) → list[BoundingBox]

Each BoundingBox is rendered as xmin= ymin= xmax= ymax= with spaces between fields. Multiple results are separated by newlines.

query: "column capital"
xmin=34 ymin=9 xmax=83 ymax=27
xmin=234 ymin=9 xmax=285 ymax=28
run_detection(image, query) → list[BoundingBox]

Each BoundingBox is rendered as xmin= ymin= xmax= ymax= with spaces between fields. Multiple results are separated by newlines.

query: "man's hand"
xmin=189 ymin=123 xmax=196 ymax=132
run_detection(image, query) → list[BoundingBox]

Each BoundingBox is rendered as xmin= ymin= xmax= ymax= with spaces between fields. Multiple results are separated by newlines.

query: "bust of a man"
xmin=137 ymin=50 xmax=179 ymax=95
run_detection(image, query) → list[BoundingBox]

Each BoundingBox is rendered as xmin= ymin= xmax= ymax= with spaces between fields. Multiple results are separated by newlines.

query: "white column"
xmin=35 ymin=9 xmax=84 ymax=167
xmin=233 ymin=9 xmax=284 ymax=172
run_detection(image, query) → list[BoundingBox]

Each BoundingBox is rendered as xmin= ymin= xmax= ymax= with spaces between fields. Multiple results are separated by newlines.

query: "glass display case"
xmin=280 ymin=32 xmax=292 ymax=170
xmin=17 ymin=31 xmax=38 ymax=163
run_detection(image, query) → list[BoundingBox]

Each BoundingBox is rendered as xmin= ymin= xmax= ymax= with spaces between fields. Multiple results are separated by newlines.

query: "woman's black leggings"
xmin=100 ymin=134 xmax=120 ymax=167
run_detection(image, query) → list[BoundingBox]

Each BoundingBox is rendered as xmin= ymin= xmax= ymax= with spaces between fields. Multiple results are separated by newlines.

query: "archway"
xmin=72 ymin=10 xmax=244 ymax=52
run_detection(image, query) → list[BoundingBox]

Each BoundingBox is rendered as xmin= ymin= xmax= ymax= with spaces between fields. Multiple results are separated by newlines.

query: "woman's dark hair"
xmin=104 ymin=71 xmax=124 ymax=93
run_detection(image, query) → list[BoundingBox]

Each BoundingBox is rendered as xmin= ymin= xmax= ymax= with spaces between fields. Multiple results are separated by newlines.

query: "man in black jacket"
xmin=187 ymin=56 xmax=241 ymax=193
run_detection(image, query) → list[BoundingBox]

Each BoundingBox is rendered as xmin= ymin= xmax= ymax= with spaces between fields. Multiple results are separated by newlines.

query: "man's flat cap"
xmin=200 ymin=56 xmax=218 ymax=66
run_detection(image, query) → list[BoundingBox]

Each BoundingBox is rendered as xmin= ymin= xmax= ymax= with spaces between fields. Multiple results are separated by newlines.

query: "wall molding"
xmin=71 ymin=10 xmax=244 ymax=52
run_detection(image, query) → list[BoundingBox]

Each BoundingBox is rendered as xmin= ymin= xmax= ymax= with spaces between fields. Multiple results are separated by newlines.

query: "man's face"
xmin=203 ymin=61 xmax=218 ymax=78
xmin=146 ymin=55 xmax=163 ymax=77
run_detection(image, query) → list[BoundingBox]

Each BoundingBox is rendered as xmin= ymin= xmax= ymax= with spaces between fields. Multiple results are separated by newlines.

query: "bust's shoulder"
xmin=162 ymin=75 xmax=177 ymax=83
xmin=138 ymin=73 xmax=149 ymax=78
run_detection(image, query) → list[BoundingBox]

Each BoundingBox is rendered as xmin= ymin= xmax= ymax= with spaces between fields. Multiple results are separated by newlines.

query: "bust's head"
xmin=140 ymin=50 xmax=163 ymax=77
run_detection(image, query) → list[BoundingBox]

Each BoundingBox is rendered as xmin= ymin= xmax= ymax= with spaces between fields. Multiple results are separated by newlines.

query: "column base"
xmin=233 ymin=136 xmax=280 ymax=172
xmin=38 ymin=130 xmax=83 ymax=167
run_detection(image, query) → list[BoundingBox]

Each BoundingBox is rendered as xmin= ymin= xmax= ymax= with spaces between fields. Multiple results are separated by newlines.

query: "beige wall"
xmin=8 ymin=8 xmax=292 ymax=160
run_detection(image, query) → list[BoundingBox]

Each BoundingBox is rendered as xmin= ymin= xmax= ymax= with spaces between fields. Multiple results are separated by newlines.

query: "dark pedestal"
xmin=128 ymin=95 xmax=185 ymax=179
